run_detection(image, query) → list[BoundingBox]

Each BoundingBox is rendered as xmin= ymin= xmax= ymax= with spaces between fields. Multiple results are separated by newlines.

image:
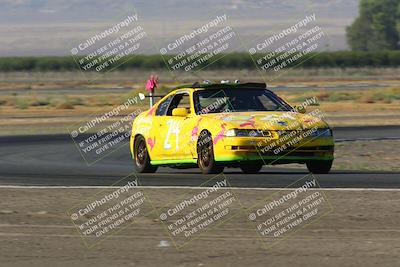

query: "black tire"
xmin=197 ymin=131 xmax=224 ymax=174
xmin=240 ymin=163 xmax=263 ymax=174
xmin=133 ymin=135 xmax=158 ymax=173
xmin=306 ymin=160 xmax=333 ymax=174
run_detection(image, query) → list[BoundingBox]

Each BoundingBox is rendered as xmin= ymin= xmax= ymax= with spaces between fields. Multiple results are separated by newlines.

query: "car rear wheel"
xmin=240 ymin=163 xmax=263 ymax=174
xmin=197 ymin=131 xmax=224 ymax=174
xmin=306 ymin=160 xmax=333 ymax=174
xmin=133 ymin=135 xmax=158 ymax=173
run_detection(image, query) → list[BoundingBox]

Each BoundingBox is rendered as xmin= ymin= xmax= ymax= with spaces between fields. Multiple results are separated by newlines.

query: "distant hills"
xmin=0 ymin=0 xmax=359 ymax=56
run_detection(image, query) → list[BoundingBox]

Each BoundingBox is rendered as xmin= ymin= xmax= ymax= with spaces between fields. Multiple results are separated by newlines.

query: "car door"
xmin=162 ymin=92 xmax=197 ymax=161
xmin=148 ymin=94 xmax=174 ymax=160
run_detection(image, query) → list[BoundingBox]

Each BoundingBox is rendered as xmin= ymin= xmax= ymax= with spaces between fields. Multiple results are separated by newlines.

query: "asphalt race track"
xmin=1 ymin=125 xmax=400 ymax=267
xmin=1 ymin=125 xmax=399 ymax=188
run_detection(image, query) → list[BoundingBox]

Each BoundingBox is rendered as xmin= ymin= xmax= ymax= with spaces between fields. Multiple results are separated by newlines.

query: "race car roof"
xmin=173 ymin=82 xmax=267 ymax=90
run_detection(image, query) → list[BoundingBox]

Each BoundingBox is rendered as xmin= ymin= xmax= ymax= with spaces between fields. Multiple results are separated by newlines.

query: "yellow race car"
xmin=130 ymin=82 xmax=334 ymax=174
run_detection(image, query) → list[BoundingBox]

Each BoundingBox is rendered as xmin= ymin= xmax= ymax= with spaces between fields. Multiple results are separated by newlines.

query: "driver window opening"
xmin=166 ymin=93 xmax=191 ymax=116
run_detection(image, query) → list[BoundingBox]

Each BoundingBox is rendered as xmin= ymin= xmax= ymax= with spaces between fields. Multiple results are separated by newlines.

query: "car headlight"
xmin=225 ymin=129 xmax=273 ymax=137
xmin=311 ymin=128 xmax=333 ymax=137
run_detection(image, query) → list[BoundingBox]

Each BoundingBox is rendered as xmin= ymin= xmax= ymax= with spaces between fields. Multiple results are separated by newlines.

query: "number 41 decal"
xmin=164 ymin=119 xmax=181 ymax=150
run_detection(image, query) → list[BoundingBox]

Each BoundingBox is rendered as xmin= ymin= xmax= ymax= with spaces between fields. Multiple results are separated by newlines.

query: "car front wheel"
xmin=240 ymin=163 xmax=263 ymax=174
xmin=197 ymin=131 xmax=224 ymax=174
xmin=306 ymin=160 xmax=333 ymax=174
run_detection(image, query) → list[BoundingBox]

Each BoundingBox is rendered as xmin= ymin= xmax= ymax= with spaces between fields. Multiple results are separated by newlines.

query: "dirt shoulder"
xmin=334 ymin=140 xmax=400 ymax=172
xmin=0 ymin=187 xmax=399 ymax=267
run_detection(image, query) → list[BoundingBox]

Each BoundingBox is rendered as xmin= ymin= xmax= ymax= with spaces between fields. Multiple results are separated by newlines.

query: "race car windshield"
xmin=193 ymin=88 xmax=292 ymax=114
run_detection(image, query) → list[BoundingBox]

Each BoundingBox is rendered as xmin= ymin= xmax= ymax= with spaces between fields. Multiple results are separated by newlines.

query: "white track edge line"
xmin=0 ymin=185 xmax=400 ymax=191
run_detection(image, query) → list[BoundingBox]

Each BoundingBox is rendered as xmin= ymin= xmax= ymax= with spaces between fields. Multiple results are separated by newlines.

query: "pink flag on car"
xmin=145 ymin=75 xmax=158 ymax=93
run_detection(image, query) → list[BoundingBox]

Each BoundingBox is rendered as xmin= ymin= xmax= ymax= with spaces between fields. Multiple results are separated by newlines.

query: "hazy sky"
xmin=0 ymin=0 xmax=359 ymax=56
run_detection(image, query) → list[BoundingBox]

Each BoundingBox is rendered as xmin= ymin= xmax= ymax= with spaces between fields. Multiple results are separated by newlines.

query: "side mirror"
xmin=172 ymin=107 xmax=189 ymax=117
xmin=295 ymin=106 xmax=306 ymax=114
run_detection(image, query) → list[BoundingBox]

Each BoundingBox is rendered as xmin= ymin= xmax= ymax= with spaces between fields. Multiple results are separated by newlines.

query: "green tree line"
xmin=1 ymin=52 xmax=400 ymax=72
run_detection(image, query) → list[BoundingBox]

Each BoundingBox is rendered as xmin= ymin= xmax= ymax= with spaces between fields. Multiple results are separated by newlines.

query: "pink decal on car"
xmin=239 ymin=116 xmax=255 ymax=127
xmin=147 ymin=137 xmax=156 ymax=150
xmin=147 ymin=106 xmax=156 ymax=116
xmin=191 ymin=118 xmax=203 ymax=139
xmin=213 ymin=123 xmax=227 ymax=144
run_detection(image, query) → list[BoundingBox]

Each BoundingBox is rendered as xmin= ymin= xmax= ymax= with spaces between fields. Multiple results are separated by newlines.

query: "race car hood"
xmin=199 ymin=111 xmax=329 ymax=130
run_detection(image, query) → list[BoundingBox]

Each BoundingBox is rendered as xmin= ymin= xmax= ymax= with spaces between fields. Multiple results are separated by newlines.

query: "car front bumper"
xmin=214 ymin=136 xmax=334 ymax=164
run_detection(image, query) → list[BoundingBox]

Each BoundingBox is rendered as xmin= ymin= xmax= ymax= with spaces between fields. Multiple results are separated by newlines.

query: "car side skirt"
xmin=150 ymin=159 xmax=198 ymax=165
xmin=149 ymin=156 xmax=333 ymax=166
